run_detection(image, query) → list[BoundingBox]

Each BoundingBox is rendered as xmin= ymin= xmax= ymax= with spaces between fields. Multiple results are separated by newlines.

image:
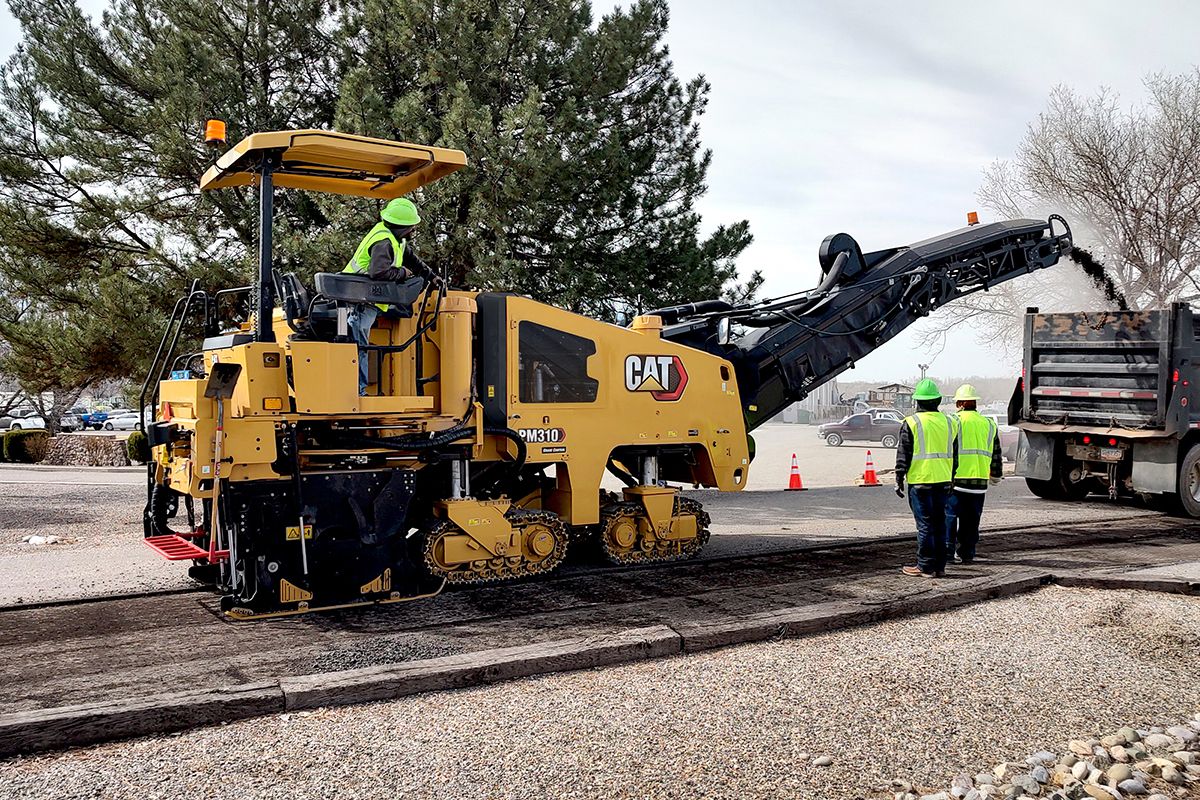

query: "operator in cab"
xmin=344 ymin=197 xmax=440 ymax=395
xmin=894 ymin=378 xmax=958 ymax=579
xmin=946 ymin=384 xmax=1003 ymax=564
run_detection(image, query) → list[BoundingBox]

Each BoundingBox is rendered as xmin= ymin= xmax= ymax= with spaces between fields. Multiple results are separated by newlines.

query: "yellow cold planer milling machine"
xmin=140 ymin=129 xmax=1072 ymax=618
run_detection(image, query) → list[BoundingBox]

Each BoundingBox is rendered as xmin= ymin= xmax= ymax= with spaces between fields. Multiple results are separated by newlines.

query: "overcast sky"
xmin=4 ymin=1 xmax=1199 ymax=381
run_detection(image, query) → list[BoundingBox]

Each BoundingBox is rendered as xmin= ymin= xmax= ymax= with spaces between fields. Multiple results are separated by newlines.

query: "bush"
xmin=126 ymin=430 xmax=151 ymax=464
xmin=3 ymin=430 xmax=51 ymax=463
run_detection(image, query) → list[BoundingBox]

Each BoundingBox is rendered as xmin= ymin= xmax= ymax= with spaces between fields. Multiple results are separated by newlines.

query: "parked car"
xmin=818 ymin=411 xmax=902 ymax=447
xmin=983 ymin=413 xmax=1020 ymax=462
xmin=58 ymin=405 xmax=89 ymax=432
xmin=4 ymin=409 xmax=46 ymax=430
xmin=86 ymin=408 xmax=129 ymax=430
xmin=103 ymin=409 xmax=152 ymax=431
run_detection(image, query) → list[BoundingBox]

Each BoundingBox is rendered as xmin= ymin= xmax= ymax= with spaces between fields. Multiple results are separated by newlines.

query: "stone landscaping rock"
xmin=1092 ymin=750 xmax=1113 ymax=770
xmin=812 ymin=755 xmax=833 ymax=767
xmin=976 ymin=775 xmax=997 ymax=787
xmin=1117 ymin=777 xmax=1147 ymax=795
xmin=1143 ymin=734 xmax=1176 ymax=751
xmin=1110 ymin=746 xmax=1130 ymax=764
xmin=1169 ymin=752 xmax=1195 ymax=765
xmin=920 ymin=793 xmax=950 ymax=800
xmin=1164 ymin=727 xmax=1195 ymax=744
xmin=1012 ymin=775 xmax=1041 ymax=796
xmin=1101 ymin=736 xmax=1127 ymax=749
xmin=1160 ymin=766 xmax=1183 ymax=785
xmin=1082 ymin=785 xmax=1116 ymax=799
xmin=1071 ymin=742 xmax=1096 ymax=758
xmin=1106 ymin=764 xmax=1133 ymax=784
xmin=1031 ymin=766 xmax=1050 ymax=784
xmin=1031 ymin=752 xmax=1059 ymax=765
xmin=1062 ymin=755 xmax=1079 ymax=769
xmin=1071 ymin=762 xmax=1090 ymax=781
xmin=1119 ymin=728 xmax=1141 ymax=744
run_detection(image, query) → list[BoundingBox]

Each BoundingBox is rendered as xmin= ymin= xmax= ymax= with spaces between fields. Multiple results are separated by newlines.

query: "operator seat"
xmin=281 ymin=272 xmax=427 ymax=342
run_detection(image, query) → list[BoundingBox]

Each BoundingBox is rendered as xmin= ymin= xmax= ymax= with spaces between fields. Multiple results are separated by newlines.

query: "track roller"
xmin=597 ymin=495 xmax=710 ymax=565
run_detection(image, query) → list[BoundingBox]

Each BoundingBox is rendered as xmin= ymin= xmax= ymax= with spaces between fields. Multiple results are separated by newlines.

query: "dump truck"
xmin=1009 ymin=303 xmax=1200 ymax=515
xmin=140 ymin=128 xmax=1073 ymax=617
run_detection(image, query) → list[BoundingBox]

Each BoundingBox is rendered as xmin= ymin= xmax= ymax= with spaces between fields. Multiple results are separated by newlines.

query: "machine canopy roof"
xmin=199 ymin=130 xmax=467 ymax=198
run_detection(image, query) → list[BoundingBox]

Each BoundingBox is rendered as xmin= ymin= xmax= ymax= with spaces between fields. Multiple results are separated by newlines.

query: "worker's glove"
xmin=989 ymin=476 xmax=1003 ymax=486
xmin=894 ymin=484 xmax=905 ymax=499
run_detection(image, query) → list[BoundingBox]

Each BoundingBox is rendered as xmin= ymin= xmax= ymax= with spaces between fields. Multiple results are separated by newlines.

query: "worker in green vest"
xmin=894 ymin=378 xmax=958 ymax=578
xmin=344 ymin=197 xmax=440 ymax=395
xmin=946 ymin=384 xmax=1003 ymax=564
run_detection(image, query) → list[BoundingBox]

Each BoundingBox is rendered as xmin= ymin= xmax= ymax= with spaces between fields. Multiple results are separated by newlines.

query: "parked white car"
xmin=103 ymin=409 xmax=152 ymax=431
xmin=5 ymin=410 xmax=45 ymax=430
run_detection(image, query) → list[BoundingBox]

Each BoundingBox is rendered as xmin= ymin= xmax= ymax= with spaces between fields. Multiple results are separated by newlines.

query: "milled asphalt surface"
xmin=0 ymin=425 xmax=1166 ymax=605
xmin=1 ymin=586 xmax=1197 ymax=800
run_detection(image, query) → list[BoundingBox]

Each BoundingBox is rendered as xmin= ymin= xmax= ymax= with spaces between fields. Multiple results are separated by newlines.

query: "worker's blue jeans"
xmin=947 ymin=489 xmax=986 ymax=562
xmin=908 ymin=484 xmax=951 ymax=574
xmin=347 ymin=303 xmax=379 ymax=395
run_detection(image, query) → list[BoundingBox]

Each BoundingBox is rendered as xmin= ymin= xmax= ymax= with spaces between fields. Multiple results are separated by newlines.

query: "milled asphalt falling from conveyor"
xmin=1068 ymin=246 xmax=1128 ymax=309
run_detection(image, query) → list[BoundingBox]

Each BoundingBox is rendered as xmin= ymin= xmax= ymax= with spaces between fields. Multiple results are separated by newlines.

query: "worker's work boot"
xmin=900 ymin=566 xmax=937 ymax=579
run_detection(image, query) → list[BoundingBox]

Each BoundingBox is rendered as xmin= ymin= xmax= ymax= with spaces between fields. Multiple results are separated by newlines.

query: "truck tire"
xmin=825 ymin=433 xmax=843 ymax=447
xmin=1176 ymin=444 xmax=1200 ymax=518
xmin=880 ymin=433 xmax=898 ymax=449
xmin=1024 ymin=477 xmax=1063 ymax=499
xmin=1025 ymin=473 xmax=1092 ymax=501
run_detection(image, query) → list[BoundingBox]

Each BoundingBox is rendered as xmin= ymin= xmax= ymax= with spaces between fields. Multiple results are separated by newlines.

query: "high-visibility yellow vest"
xmin=954 ymin=410 xmax=997 ymax=481
xmin=344 ymin=222 xmax=406 ymax=310
xmin=904 ymin=411 xmax=955 ymax=485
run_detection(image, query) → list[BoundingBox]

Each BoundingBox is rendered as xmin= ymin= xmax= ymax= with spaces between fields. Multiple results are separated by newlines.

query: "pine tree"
xmin=0 ymin=0 xmax=757 ymax=411
xmin=335 ymin=0 xmax=758 ymax=318
xmin=0 ymin=0 xmax=339 ymax=405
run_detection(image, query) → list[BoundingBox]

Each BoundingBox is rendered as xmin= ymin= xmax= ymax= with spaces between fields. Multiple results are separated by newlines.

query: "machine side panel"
xmin=476 ymin=293 xmax=509 ymax=429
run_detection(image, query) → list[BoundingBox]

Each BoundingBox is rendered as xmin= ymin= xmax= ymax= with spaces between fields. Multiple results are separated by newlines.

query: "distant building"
xmin=778 ymin=379 xmax=843 ymax=423
xmin=869 ymin=382 xmax=914 ymax=410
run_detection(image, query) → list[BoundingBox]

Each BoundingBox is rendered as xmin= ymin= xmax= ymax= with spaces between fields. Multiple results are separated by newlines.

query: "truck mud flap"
xmin=1016 ymin=431 xmax=1054 ymax=480
xmin=1131 ymin=439 xmax=1177 ymax=494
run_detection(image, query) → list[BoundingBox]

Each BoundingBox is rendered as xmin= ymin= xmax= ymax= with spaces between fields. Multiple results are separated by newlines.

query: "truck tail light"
xmin=1108 ymin=437 xmax=1118 ymax=446
xmin=1173 ymin=369 xmax=1180 ymax=382
xmin=1082 ymin=435 xmax=1091 ymax=444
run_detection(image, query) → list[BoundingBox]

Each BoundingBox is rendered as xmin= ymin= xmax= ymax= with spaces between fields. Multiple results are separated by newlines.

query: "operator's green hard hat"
xmin=912 ymin=378 xmax=941 ymax=401
xmin=380 ymin=197 xmax=420 ymax=227
xmin=953 ymin=383 xmax=981 ymax=402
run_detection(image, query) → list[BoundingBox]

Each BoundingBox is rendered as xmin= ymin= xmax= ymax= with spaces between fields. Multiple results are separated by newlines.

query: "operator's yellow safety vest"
xmin=904 ymin=411 xmax=956 ymax=485
xmin=344 ymin=221 xmax=407 ymax=310
xmin=954 ymin=410 xmax=997 ymax=481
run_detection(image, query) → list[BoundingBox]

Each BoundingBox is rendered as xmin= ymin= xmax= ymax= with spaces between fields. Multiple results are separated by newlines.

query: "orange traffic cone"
xmin=786 ymin=453 xmax=807 ymax=491
xmin=857 ymin=449 xmax=882 ymax=487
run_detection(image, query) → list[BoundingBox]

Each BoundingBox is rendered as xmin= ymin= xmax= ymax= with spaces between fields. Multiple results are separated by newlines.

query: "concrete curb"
xmin=672 ymin=571 xmax=1051 ymax=652
xmin=2 ymin=566 xmax=1198 ymax=759
xmin=0 ymin=463 xmax=141 ymax=473
xmin=1052 ymin=572 xmax=1200 ymax=595
xmin=0 ymin=682 xmax=283 ymax=758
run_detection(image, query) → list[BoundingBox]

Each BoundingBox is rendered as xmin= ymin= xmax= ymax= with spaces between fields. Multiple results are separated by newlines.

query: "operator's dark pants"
xmin=947 ymin=489 xmax=986 ymax=563
xmin=908 ymin=484 xmax=951 ymax=574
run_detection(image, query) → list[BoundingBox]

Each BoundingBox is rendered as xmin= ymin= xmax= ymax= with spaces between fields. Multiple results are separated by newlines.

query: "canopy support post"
xmin=255 ymin=151 xmax=281 ymax=343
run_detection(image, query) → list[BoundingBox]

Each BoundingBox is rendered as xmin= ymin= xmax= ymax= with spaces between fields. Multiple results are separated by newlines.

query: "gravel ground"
xmin=0 ymin=483 xmax=142 ymax=551
xmin=2 ymin=586 xmax=1198 ymax=800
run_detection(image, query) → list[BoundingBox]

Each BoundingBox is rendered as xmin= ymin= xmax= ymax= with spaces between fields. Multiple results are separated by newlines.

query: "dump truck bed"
xmin=1019 ymin=305 xmax=1196 ymax=430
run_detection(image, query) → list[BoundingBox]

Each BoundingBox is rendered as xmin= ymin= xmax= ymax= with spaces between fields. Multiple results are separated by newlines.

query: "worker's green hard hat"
xmin=912 ymin=378 xmax=941 ymax=401
xmin=380 ymin=197 xmax=420 ymax=227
